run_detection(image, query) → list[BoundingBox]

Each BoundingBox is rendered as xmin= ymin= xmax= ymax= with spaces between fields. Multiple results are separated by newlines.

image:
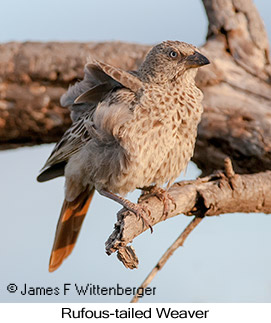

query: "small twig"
xmin=224 ymin=157 xmax=235 ymax=178
xmin=223 ymin=157 xmax=241 ymax=190
xmin=130 ymin=216 xmax=203 ymax=303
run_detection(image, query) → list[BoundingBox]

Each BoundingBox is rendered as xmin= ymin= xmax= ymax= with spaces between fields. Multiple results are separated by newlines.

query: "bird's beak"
xmin=185 ymin=51 xmax=210 ymax=68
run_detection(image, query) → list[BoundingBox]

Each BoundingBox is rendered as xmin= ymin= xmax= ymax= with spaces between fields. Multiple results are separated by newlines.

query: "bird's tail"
xmin=49 ymin=187 xmax=95 ymax=272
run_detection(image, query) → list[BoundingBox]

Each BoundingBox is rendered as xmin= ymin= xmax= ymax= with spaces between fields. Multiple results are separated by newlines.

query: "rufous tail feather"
xmin=49 ymin=187 xmax=95 ymax=272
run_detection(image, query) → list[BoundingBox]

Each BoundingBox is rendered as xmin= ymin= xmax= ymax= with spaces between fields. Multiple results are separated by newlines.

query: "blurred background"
xmin=0 ymin=0 xmax=271 ymax=303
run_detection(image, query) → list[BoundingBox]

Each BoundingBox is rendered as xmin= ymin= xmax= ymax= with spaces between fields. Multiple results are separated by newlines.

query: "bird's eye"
xmin=169 ymin=50 xmax=178 ymax=59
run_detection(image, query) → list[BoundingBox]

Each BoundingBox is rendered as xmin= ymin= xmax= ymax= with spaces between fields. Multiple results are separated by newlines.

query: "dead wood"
xmin=106 ymin=161 xmax=271 ymax=269
xmin=195 ymin=0 xmax=271 ymax=175
xmin=0 ymin=1 xmax=270 ymax=176
xmin=0 ymin=42 xmax=149 ymax=149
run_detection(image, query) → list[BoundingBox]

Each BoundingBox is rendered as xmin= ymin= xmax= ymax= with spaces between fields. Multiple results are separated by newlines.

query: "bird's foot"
xmin=99 ymin=189 xmax=153 ymax=232
xmin=123 ymin=201 xmax=153 ymax=233
xmin=145 ymin=186 xmax=176 ymax=218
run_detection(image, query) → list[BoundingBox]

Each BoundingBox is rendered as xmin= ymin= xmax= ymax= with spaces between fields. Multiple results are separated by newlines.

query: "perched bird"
xmin=37 ymin=40 xmax=209 ymax=272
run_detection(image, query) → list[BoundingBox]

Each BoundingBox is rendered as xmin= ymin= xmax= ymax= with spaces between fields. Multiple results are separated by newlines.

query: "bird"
xmin=37 ymin=40 xmax=210 ymax=272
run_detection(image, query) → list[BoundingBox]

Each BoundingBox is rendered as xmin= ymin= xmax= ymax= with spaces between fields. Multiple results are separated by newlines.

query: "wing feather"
xmin=37 ymin=115 xmax=91 ymax=182
xmin=37 ymin=59 xmax=142 ymax=182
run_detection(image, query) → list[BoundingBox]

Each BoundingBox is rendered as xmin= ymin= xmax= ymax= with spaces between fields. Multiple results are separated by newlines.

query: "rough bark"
xmin=106 ymin=165 xmax=271 ymax=268
xmin=1 ymin=2 xmax=271 ymax=176
xmin=195 ymin=0 xmax=271 ymax=175
xmin=0 ymin=42 xmax=149 ymax=149
xmin=0 ymin=0 xmax=271 ymax=176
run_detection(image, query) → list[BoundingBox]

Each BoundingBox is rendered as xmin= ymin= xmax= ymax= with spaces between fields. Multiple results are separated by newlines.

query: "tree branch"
xmin=194 ymin=0 xmax=271 ymax=175
xmin=1 ymin=1 xmax=271 ymax=175
xmin=202 ymin=0 xmax=271 ymax=79
xmin=0 ymin=42 xmax=149 ymax=149
xmin=106 ymin=166 xmax=271 ymax=268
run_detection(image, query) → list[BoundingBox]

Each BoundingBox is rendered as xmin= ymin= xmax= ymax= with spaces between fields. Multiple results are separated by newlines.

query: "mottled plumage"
xmin=37 ymin=40 xmax=209 ymax=272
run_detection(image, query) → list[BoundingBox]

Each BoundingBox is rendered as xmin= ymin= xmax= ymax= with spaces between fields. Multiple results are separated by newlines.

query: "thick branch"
xmin=202 ymin=0 xmax=270 ymax=78
xmin=0 ymin=42 xmax=149 ymax=149
xmin=106 ymin=169 xmax=271 ymax=268
xmin=0 ymin=0 xmax=271 ymax=175
xmin=195 ymin=0 xmax=271 ymax=175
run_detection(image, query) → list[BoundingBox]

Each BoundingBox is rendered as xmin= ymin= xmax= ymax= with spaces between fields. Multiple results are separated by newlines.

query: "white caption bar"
xmin=1 ymin=303 xmax=271 ymax=322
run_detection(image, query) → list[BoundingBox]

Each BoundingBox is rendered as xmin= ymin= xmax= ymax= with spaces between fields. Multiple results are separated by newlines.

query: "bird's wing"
xmin=37 ymin=114 xmax=92 ymax=182
xmin=37 ymin=60 xmax=142 ymax=182
xmin=61 ymin=59 xmax=143 ymax=122
xmin=93 ymin=60 xmax=143 ymax=93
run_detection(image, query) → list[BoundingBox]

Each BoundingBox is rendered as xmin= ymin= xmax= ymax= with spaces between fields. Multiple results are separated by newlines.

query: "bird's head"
xmin=138 ymin=40 xmax=210 ymax=84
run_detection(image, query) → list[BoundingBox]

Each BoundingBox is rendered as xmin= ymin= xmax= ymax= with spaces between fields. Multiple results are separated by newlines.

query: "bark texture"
xmin=0 ymin=42 xmax=149 ymax=148
xmin=196 ymin=0 xmax=271 ymax=175
xmin=106 ymin=165 xmax=271 ymax=268
xmin=0 ymin=0 xmax=271 ymax=176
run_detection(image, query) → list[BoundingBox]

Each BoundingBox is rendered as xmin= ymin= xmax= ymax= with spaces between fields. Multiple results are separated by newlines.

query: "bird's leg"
xmin=140 ymin=185 xmax=176 ymax=217
xmin=99 ymin=189 xmax=153 ymax=232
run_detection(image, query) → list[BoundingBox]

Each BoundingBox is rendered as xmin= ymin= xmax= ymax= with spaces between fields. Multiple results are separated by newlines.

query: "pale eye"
xmin=169 ymin=50 xmax=178 ymax=59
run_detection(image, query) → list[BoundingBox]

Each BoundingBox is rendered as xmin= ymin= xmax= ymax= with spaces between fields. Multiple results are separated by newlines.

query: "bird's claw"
xmin=125 ymin=201 xmax=153 ymax=233
xmin=149 ymin=186 xmax=176 ymax=218
xmin=135 ymin=204 xmax=153 ymax=233
xmin=99 ymin=189 xmax=153 ymax=232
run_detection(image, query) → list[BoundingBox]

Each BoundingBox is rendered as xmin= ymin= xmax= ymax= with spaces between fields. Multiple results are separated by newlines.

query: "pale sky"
xmin=0 ymin=0 xmax=271 ymax=303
